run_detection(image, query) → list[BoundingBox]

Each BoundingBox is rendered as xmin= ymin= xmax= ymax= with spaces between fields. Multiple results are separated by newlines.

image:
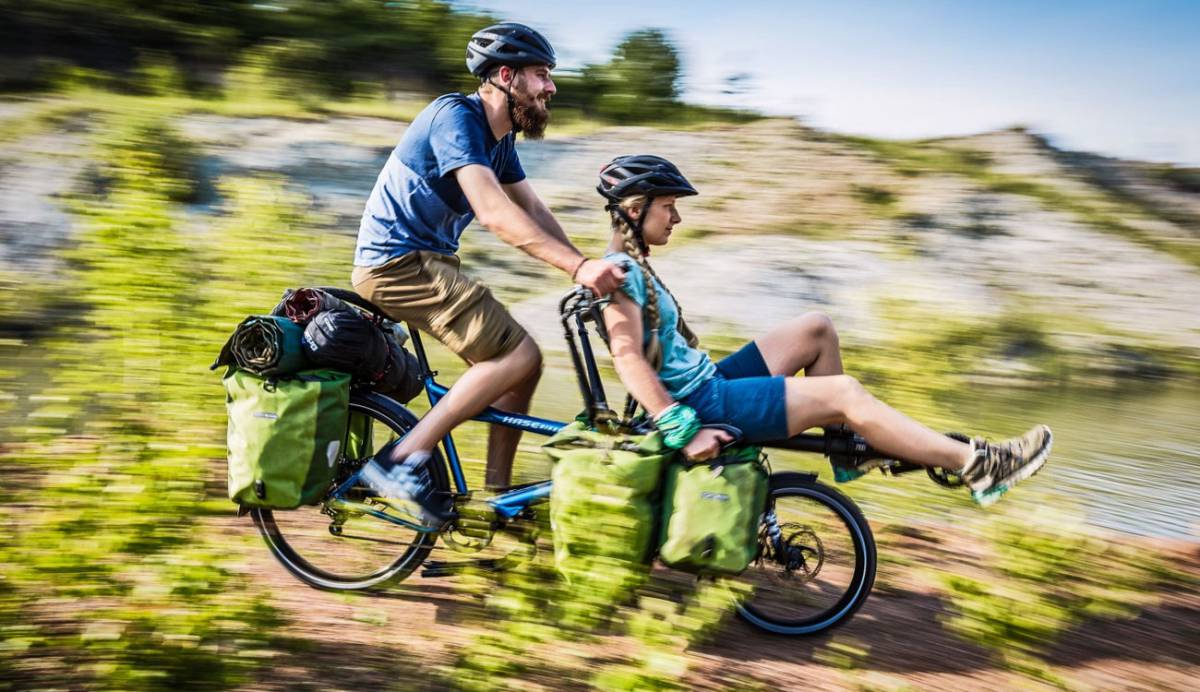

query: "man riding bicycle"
xmin=351 ymin=23 xmax=624 ymax=523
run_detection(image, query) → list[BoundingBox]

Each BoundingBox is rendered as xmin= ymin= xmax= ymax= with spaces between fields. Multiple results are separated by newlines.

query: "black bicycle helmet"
xmin=597 ymin=155 xmax=699 ymax=203
xmin=466 ymin=22 xmax=557 ymax=77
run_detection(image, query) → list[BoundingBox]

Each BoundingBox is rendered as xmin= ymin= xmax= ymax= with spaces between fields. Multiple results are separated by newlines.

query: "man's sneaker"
xmin=357 ymin=451 xmax=451 ymax=527
xmin=961 ymin=425 xmax=1053 ymax=507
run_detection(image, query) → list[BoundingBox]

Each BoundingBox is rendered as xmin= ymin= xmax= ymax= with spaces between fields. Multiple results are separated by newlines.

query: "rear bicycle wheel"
xmin=735 ymin=473 xmax=876 ymax=635
xmin=250 ymin=391 xmax=449 ymax=590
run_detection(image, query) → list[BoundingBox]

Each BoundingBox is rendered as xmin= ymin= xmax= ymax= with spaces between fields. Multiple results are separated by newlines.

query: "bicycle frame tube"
xmin=488 ymin=480 xmax=553 ymax=519
xmin=407 ymin=328 xmax=568 ymax=496
xmin=424 ymin=381 xmax=565 ymax=436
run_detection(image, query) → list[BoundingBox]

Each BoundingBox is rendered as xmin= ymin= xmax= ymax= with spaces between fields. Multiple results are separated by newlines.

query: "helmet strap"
xmin=611 ymin=203 xmax=649 ymax=256
xmin=485 ymin=72 xmax=522 ymax=134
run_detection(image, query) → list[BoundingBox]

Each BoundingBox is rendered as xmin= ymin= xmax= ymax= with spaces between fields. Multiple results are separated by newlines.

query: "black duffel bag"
xmin=300 ymin=308 xmax=423 ymax=404
xmin=302 ymin=309 xmax=389 ymax=381
xmin=376 ymin=333 xmax=424 ymax=403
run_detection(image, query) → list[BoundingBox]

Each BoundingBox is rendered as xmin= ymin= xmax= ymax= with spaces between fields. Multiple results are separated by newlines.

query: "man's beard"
xmin=511 ymin=77 xmax=550 ymax=140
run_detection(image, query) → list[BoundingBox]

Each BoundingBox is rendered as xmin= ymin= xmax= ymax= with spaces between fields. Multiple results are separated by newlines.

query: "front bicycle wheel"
xmin=735 ymin=473 xmax=876 ymax=635
xmin=250 ymin=391 xmax=449 ymax=590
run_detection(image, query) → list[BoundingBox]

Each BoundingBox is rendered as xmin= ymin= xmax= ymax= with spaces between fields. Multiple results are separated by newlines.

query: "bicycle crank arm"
xmin=420 ymin=533 xmax=537 ymax=578
xmin=420 ymin=557 xmax=507 ymax=578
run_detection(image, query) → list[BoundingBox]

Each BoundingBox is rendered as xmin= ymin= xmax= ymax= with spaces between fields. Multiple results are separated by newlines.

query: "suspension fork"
xmin=763 ymin=508 xmax=786 ymax=556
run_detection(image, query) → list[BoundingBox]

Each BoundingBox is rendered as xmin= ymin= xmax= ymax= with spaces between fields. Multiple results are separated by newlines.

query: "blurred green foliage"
xmin=0 ymin=1 xmax=757 ymax=127
xmin=0 ymin=99 xmax=349 ymax=686
xmin=0 ymin=0 xmax=488 ymax=95
xmin=450 ymin=528 xmax=746 ymax=691
xmin=576 ymin=29 xmax=683 ymax=123
xmin=939 ymin=509 xmax=1169 ymax=678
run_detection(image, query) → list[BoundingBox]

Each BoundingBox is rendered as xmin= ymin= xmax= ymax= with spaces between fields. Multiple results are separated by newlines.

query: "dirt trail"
xmin=218 ymin=505 xmax=1200 ymax=691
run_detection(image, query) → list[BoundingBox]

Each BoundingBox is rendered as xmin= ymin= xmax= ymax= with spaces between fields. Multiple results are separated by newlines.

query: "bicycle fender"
xmin=768 ymin=471 xmax=819 ymax=490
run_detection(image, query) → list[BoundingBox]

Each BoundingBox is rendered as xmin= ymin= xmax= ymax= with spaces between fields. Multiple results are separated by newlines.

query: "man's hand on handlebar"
xmin=574 ymin=258 xmax=625 ymax=296
xmin=682 ymin=427 xmax=735 ymax=462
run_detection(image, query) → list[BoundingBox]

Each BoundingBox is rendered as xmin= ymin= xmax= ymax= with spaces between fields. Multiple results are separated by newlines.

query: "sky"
xmin=464 ymin=0 xmax=1200 ymax=165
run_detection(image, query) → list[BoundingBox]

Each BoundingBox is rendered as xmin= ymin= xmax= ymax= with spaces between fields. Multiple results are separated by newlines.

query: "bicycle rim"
xmin=251 ymin=394 xmax=442 ymax=590
xmin=735 ymin=480 xmax=876 ymax=635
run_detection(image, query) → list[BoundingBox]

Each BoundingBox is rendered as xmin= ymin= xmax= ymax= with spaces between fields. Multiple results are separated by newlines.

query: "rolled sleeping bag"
xmin=271 ymin=287 xmax=354 ymax=325
xmin=212 ymin=315 xmax=308 ymax=376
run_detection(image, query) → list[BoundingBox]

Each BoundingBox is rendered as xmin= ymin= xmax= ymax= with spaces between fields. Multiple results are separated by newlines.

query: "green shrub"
xmin=0 ymin=109 xmax=290 ymax=689
xmin=129 ymin=52 xmax=187 ymax=97
xmin=939 ymin=510 xmax=1165 ymax=675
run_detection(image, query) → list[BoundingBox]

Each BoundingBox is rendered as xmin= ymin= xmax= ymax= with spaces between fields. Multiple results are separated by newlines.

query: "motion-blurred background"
xmin=0 ymin=1 xmax=1196 ymax=689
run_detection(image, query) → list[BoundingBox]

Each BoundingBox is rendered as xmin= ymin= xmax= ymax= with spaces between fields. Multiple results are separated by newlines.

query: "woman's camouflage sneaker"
xmin=961 ymin=425 xmax=1053 ymax=507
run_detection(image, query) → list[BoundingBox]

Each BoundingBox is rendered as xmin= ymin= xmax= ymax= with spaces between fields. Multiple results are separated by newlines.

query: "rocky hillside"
xmin=2 ymin=101 xmax=1198 ymax=382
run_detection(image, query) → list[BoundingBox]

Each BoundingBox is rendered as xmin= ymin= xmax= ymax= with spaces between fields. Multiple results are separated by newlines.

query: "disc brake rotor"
xmin=780 ymin=523 xmax=824 ymax=582
xmin=758 ymin=522 xmax=824 ymax=585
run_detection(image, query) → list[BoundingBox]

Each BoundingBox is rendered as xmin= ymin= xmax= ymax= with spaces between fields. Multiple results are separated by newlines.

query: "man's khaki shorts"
xmin=351 ymin=251 xmax=528 ymax=364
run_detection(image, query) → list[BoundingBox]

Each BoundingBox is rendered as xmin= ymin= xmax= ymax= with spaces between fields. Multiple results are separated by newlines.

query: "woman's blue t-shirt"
xmin=605 ymin=251 xmax=716 ymax=399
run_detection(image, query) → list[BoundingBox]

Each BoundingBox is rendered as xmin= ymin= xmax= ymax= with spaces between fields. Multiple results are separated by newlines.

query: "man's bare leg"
xmin=385 ymin=335 xmax=542 ymax=464
xmin=483 ymin=354 xmax=542 ymax=489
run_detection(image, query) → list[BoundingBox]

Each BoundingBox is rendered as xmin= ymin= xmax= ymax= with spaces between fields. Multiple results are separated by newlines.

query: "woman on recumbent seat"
xmin=594 ymin=154 xmax=1052 ymax=507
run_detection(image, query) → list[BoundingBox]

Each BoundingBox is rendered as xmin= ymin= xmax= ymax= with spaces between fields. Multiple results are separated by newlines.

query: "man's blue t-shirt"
xmin=355 ymin=93 xmax=525 ymax=266
xmin=606 ymin=251 xmax=717 ymax=399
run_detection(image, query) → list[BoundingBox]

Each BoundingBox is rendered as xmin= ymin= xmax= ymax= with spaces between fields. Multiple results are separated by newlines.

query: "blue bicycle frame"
xmin=405 ymin=328 xmax=569 ymax=522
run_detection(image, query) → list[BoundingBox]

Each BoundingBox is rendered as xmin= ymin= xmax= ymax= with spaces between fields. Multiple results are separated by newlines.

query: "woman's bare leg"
xmin=754 ymin=312 xmax=969 ymax=469
xmin=754 ymin=311 xmax=844 ymax=377
xmin=784 ymin=375 xmax=971 ymax=470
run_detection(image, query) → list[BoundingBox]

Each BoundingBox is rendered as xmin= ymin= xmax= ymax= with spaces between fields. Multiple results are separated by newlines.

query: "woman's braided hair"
xmin=610 ymin=195 xmax=699 ymax=370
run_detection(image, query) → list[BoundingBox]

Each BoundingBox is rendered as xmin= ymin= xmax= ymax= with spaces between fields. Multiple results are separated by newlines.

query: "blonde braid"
xmin=611 ymin=196 xmax=700 ymax=370
xmin=613 ymin=198 xmax=664 ymax=369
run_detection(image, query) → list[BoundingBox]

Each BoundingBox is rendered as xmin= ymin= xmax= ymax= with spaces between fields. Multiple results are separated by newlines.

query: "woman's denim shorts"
xmin=679 ymin=341 xmax=789 ymax=443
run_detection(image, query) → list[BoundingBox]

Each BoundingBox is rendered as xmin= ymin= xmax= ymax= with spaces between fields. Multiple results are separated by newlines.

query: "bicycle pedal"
xmin=879 ymin=460 xmax=924 ymax=476
xmin=420 ymin=557 xmax=504 ymax=578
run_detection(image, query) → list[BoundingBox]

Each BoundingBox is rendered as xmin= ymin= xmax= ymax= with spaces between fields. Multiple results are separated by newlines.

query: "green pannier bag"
xmin=223 ymin=367 xmax=351 ymax=509
xmin=658 ymin=446 xmax=769 ymax=576
xmin=544 ymin=421 xmax=673 ymax=584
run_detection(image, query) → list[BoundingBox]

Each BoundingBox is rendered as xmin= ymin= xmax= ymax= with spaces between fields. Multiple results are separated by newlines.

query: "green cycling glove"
xmin=654 ymin=403 xmax=701 ymax=450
